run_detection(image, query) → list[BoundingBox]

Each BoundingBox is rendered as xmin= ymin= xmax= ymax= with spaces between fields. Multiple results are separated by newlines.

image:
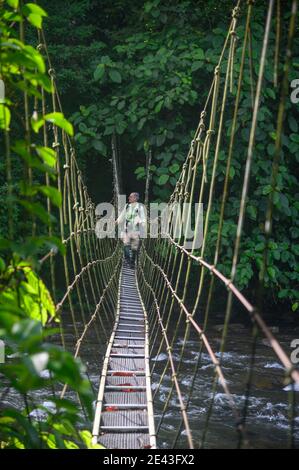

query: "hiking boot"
xmin=124 ymin=245 xmax=131 ymax=264
xmin=130 ymin=251 xmax=136 ymax=269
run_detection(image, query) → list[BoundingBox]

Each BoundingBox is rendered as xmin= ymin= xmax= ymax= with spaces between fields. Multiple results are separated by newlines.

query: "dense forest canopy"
xmin=0 ymin=0 xmax=299 ymax=451
xmin=18 ymin=0 xmax=299 ymax=313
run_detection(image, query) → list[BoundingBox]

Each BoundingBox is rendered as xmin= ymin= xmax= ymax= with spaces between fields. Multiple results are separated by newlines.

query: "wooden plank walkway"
xmin=92 ymin=262 xmax=156 ymax=449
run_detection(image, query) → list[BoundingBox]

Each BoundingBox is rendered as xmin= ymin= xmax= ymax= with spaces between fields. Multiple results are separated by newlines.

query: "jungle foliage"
xmin=0 ymin=0 xmax=298 ymax=449
xmin=37 ymin=0 xmax=299 ymax=312
xmin=0 ymin=0 xmax=101 ymax=449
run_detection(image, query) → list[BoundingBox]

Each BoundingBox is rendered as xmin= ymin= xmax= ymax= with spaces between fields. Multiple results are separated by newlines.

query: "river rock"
xmin=214 ymin=325 xmax=224 ymax=332
xmin=268 ymin=326 xmax=279 ymax=334
xmin=229 ymin=323 xmax=245 ymax=331
xmin=213 ymin=323 xmax=245 ymax=332
xmin=252 ymin=376 xmax=276 ymax=390
xmin=261 ymin=338 xmax=271 ymax=348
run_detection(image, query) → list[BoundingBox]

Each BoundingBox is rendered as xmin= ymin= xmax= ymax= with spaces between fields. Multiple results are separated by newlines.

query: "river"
xmin=2 ymin=314 xmax=299 ymax=449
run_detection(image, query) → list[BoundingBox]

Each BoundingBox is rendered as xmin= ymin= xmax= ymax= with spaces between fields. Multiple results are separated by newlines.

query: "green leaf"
xmin=156 ymin=134 xmax=166 ymax=147
xmin=92 ymin=139 xmax=107 ymax=156
xmin=0 ymin=104 xmax=11 ymax=130
xmin=23 ymin=268 xmax=55 ymax=324
xmin=2 ymin=409 xmax=40 ymax=447
xmin=7 ymin=0 xmax=19 ymax=8
xmin=22 ymin=4 xmax=47 ymax=28
xmin=3 ymin=10 xmax=21 ymax=21
xmin=158 ymin=174 xmax=169 ymax=185
xmin=137 ymin=117 xmax=146 ymax=130
xmin=290 ymin=133 xmax=299 ymax=143
xmin=109 ymin=69 xmax=122 ymax=83
xmin=255 ymin=242 xmax=265 ymax=252
xmin=32 ymin=112 xmax=73 ymax=136
xmin=45 ymin=112 xmax=73 ymax=136
xmin=38 ymin=186 xmax=62 ymax=207
xmin=144 ymin=2 xmax=153 ymax=13
xmin=94 ymin=64 xmax=105 ymax=81
xmin=35 ymin=146 xmax=56 ymax=168
xmin=272 ymin=250 xmax=280 ymax=261
xmin=247 ymin=205 xmax=257 ymax=220
xmin=134 ymin=166 xmax=145 ymax=175
xmin=13 ymin=141 xmax=56 ymax=176
xmin=154 ymin=100 xmax=163 ymax=113
xmin=0 ymin=238 xmax=11 ymax=250
xmin=27 ymin=72 xmax=53 ymax=93
xmin=0 ymin=257 xmax=6 ymax=272
xmin=22 ymin=3 xmax=47 ymax=16
xmin=262 ymin=184 xmax=272 ymax=195
xmin=31 ymin=114 xmax=44 ymax=133
xmin=22 ymin=44 xmax=45 ymax=73
xmin=19 ymin=200 xmax=54 ymax=225
xmin=267 ymin=143 xmax=275 ymax=156
xmin=267 ymin=266 xmax=276 ymax=281
xmin=115 ymin=120 xmax=126 ymax=135
xmin=229 ymin=167 xmax=235 ymax=179
xmin=288 ymin=115 xmax=298 ymax=133
xmin=193 ymin=48 xmax=205 ymax=60
xmin=169 ymin=163 xmax=180 ymax=174
xmin=26 ymin=13 xmax=43 ymax=28
xmin=79 ymin=430 xmax=105 ymax=449
xmin=191 ymin=61 xmax=202 ymax=72
xmin=266 ymin=87 xmax=276 ymax=99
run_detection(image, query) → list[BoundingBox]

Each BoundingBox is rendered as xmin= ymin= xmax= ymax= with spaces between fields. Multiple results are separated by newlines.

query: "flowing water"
xmin=2 ymin=314 xmax=299 ymax=449
xmin=150 ymin=324 xmax=299 ymax=449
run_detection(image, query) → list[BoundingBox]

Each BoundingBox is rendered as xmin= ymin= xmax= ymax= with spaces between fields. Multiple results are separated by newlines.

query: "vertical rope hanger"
xmin=201 ymin=0 xmax=275 ymax=448
xmin=219 ymin=0 xmax=275 ymax=360
xmin=243 ymin=0 xmax=298 ymax=450
xmin=17 ymin=0 xmax=299 ymax=449
xmin=149 ymin=3 xmax=242 ymax=443
xmin=136 ymin=0 xmax=299 ymax=450
xmin=33 ymin=21 xmax=124 ymax=429
xmin=184 ymin=2 xmax=254 ymax=449
xmin=37 ymin=34 xmax=57 ymax=304
xmin=140 ymin=2 xmax=238 ymax=446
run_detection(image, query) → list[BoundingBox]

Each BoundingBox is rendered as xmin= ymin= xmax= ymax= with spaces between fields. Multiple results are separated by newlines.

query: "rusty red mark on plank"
xmin=112 ymin=372 xmax=135 ymax=376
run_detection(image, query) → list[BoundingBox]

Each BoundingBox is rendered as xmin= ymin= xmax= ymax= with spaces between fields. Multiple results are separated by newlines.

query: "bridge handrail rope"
xmin=137 ymin=0 xmax=298 ymax=449
xmin=13 ymin=0 xmax=298 ymax=449
xmin=60 ymin=252 xmax=123 ymax=399
xmin=138 ymin=0 xmax=244 ymax=447
xmin=34 ymin=22 xmax=122 ymax=418
xmin=138 ymin=261 xmax=247 ymax=448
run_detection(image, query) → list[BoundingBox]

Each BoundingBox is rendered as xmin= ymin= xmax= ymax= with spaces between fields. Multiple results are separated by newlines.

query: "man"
xmin=116 ymin=192 xmax=146 ymax=268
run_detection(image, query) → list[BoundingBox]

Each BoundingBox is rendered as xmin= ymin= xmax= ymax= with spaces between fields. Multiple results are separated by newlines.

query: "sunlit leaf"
xmin=35 ymin=146 xmax=57 ymax=168
xmin=109 ymin=69 xmax=122 ymax=83
xmin=19 ymin=200 xmax=55 ymax=225
xmin=0 ymin=104 xmax=11 ymax=130
xmin=38 ymin=185 xmax=62 ymax=207
xmin=94 ymin=63 xmax=105 ymax=81
xmin=7 ymin=0 xmax=19 ymax=8
xmin=22 ymin=3 xmax=47 ymax=29
xmin=44 ymin=112 xmax=73 ymax=136
xmin=158 ymin=174 xmax=169 ymax=185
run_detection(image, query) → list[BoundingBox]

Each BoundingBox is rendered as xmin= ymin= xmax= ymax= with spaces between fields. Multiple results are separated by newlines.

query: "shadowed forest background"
xmin=38 ymin=0 xmax=299 ymax=318
xmin=0 ymin=0 xmax=299 ymax=451
xmin=1 ymin=0 xmax=299 ymax=316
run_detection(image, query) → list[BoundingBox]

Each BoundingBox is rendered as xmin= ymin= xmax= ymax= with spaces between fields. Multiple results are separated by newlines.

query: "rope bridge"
xmin=6 ymin=0 xmax=299 ymax=449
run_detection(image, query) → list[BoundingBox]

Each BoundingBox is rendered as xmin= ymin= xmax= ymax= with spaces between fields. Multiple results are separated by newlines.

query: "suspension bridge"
xmin=2 ymin=0 xmax=299 ymax=449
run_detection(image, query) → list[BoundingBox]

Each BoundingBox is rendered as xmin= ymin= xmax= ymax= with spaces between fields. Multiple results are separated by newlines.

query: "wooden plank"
xmin=92 ymin=261 xmax=156 ymax=449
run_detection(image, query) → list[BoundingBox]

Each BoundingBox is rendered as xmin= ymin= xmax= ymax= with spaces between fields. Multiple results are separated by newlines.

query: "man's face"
xmin=129 ymin=193 xmax=137 ymax=203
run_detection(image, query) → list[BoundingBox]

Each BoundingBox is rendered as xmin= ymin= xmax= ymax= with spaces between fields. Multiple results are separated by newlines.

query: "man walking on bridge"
xmin=116 ymin=192 xmax=146 ymax=269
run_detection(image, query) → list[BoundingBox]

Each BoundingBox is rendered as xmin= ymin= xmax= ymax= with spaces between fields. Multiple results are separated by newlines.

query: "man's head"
xmin=128 ymin=192 xmax=139 ymax=203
